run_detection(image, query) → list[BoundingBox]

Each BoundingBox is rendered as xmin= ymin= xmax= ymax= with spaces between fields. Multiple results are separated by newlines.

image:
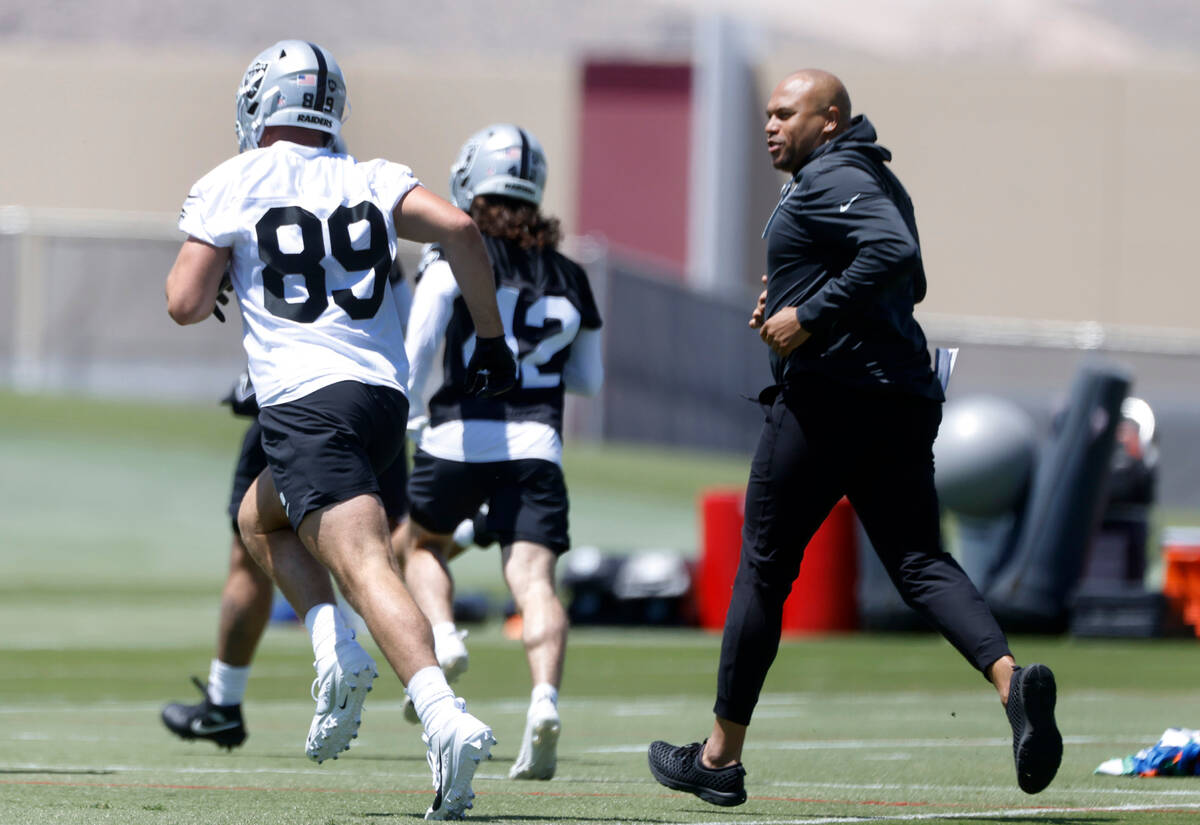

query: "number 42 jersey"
xmin=407 ymin=235 xmax=603 ymax=465
xmin=178 ymin=141 xmax=417 ymax=407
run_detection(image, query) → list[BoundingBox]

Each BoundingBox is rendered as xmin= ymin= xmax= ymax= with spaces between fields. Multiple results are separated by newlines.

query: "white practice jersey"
xmin=406 ymin=238 xmax=604 ymax=465
xmin=179 ymin=141 xmax=418 ymax=407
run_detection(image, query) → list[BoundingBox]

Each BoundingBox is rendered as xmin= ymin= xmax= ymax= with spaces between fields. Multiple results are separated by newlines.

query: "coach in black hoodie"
xmin=648 ymin=70 xmax=1062 ymax=805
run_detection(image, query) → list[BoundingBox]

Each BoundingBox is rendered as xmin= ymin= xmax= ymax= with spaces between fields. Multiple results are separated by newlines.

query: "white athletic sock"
xmin=207 ymin=659 xmax=250 ymax=707
xmin=304 ymin=603 xmax=355 ymax=663
xmin=407 ymin=665 xmax=459 ymax=735
xmin=431 ymin=621 xmax=459 ymax=640
xmin=531 ymin=683 xmax=558 ymax=708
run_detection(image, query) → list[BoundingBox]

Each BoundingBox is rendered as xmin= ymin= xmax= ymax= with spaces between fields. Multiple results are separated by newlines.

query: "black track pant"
xmin=713 ymin=378 xmax=1012 ymax=726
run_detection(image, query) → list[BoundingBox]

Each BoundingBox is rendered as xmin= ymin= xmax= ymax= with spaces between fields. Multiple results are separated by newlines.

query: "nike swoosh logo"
xmin=338 ymin=695 xmax=348 ymax=711
xmin=839 ymin=193 xmax=863 ymax=212
xmin=431 ymin=747 xmax=444 ymax=811
xmin=190 ymin=718 xmax=240 ymax=735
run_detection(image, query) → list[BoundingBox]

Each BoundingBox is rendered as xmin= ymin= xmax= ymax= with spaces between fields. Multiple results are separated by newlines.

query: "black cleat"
xmin=648 ymin=740 xmax=746 ymax=807
xmin=1006 ymin=664 xmax=1062 ymax=794
xmin=161 ymin=676 xmax=247 ymax=751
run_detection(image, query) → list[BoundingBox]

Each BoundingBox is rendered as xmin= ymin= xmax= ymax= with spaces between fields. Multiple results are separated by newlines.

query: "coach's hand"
xmin=759 ymin=308 xmax=811 ymax=357
xmin=212 ymin=271 xmax=234 ymax=322
xmin=465 ymin=335 xmax=517 ymax=398
xmin=749 ymin=274 xmax=768 ymax=329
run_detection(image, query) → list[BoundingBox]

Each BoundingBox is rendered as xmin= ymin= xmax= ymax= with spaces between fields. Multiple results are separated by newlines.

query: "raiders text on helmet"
xmin=234 ymin=40 xmax=348 ymax=152
xmin=449 ymin=124 xmax=548 ymax=210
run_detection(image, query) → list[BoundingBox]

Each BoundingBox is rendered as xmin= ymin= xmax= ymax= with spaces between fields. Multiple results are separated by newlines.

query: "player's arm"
xmin=166 ymin=238 xmax=232 ymax=325
xmin=404 ymin=256 xmax=458 ymax=425
xmin=563 ymin=328 xmax=604 ymax=396
xmin=393 ymin=186 xmax=503 ymax=339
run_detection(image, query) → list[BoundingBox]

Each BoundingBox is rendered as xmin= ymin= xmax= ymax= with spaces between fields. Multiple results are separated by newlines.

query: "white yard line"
xmin=660 ymin=803 xmax=1200 ymax=825
xmin=591 ymin=735 xmax=1118 ymax=753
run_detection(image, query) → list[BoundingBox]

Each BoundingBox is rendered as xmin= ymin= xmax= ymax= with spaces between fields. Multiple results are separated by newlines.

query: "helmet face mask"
xmin=449 ymin=124 xmax=548 ymax=210
xmin=235 ymin=40 xmax=348 ymax=153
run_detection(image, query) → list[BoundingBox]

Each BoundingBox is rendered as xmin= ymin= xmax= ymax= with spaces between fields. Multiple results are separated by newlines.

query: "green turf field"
xmin=2 ymin=391 xmax=1200 ymax=824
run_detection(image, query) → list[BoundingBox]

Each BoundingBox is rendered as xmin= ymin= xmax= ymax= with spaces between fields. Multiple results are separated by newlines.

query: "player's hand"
xmin=212 ymin=271 xmax=234 ymax=322
xmin=464 ymin=335 xmax=517 ymax=398
xmin=759 ymin=307 xmax=811 ymax=357
xmin=749 ymin=274 xmax=768 ymax=329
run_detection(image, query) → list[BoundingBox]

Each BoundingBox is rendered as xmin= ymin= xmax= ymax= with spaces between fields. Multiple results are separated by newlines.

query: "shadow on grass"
xmin=353 ymin=815 xmax=666 ymax=822
xmin=0 ymin=768 xmax=116 ymax=776
xmin=971 ymin=818 xmax=1122 ymax=824
xmin=256 ymin=752 xmax=429 ymax=764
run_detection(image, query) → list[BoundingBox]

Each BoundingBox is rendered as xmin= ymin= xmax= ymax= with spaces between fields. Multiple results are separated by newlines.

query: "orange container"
xmin=1161 ymin=528 xmax=1200 ymax=637
xmin=696 ymin=489 xmax=858 ymax=634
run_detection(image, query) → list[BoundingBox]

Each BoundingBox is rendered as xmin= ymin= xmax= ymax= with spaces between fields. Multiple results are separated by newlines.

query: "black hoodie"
xmin=762 ymin=115 xmax=943 ymax=401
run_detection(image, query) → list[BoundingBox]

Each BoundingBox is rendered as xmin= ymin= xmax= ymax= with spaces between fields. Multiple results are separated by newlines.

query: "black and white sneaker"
xmin=1006 ymin=663 xmax=1063 ymax=794
xmin=648 ymin=740 xmax=746 ymax=807
xmin=161 ymin=676 xmax=247 ymax=751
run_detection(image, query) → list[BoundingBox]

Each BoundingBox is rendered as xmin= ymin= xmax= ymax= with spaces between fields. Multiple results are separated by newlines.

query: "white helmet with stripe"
xmin=234 ymin=40 xmax=348 ymax=153
xmin=449 ymin=123 xmax=548 ymax=210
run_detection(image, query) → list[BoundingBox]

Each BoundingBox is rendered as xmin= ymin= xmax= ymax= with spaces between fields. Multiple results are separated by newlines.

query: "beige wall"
xmin=759 ymin=57 xmax=1200 ymax=331
xmin=0 ymin=45 xmax=581 ymax=231
xmin=4 ymin=44 xmax=1198 ymax=332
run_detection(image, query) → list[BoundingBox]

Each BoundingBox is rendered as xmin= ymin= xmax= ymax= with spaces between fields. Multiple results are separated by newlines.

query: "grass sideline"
xmin=2 ymin=626 xmax=1200 ymax=824
xmin=4 ymin=390 xmax=1200 ymax=823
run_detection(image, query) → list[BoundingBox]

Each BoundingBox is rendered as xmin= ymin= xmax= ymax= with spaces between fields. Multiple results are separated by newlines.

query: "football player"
xmin=161 ymin=363 xmax=411 ymax=751
xmin=397 ymin=124 xmax=604 ymax=781
xmin=165 ymin=41 xmax=515 ymax=820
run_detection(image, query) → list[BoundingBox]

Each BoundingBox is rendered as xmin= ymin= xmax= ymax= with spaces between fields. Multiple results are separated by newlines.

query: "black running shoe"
xmin=648 ymin=740 xmax=746 ymax=807
xmin=1006 ymin=664 xmax=1062 ymax=794
xmin=161 ymin=676 xmax=247 ymax=750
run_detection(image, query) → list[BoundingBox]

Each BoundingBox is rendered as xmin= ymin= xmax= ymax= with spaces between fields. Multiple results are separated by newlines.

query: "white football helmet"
xmin=234 ymin=40 xmax=348 ymax=152
xmin=449 ymin=124 xmax=548 ymax=210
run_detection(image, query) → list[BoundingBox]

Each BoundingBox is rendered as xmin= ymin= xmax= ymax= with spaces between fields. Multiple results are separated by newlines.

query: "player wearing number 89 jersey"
xmin=398 ymin=123 xmax=603 ymax=783
xmin=178 ymin=123 xmax=413 ymax=407
xmin=167 ymin=41 xmax=509 ymax=818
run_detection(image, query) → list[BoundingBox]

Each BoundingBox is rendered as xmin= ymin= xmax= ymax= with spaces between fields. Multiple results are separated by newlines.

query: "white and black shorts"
xmin=257 ymin=381 xmax=409 ymax=531
xmin=407 ymin=450 xmax=570 ymax=554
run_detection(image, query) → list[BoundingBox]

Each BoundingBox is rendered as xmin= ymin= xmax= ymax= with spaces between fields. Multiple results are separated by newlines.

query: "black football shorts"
xmin=257 ymin=381 xmax=409 ymax=531
xmin=407 ymin=450 xmax=569 ymax=554
xmin=228 ymin=420 xmax=268 ymax=532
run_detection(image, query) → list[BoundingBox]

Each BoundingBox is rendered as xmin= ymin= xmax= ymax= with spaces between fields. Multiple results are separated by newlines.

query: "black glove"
xmin=464 ymin=335 xmax=517 ymax=398
xmin=212 ymin=271 xmax=233 ymax=322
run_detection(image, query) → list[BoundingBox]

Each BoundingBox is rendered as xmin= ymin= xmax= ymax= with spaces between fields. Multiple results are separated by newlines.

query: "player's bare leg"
xmin=237 ymin=471 xmax=338 ymax=614
xmin=239 ymin=474 xmax=376 ymax=762
xmin=303 ymin=494 xmax=495 ymax=800
xmin=216 ymin=533 xmax=274 ymax=667
xmin=502 ymin=542 xmax=566 ymax=688
xmin=299 ymin=494 xmax=440 ymax=683
xmin=396 ymin=519 xmax=470 ymax=679
xmin=395 ymin=520 xmax=459 ymax=631
xmin=503 ymin=540 xmax=566 ymax=779
xmin=160 ymin=532 xmax=273 ymax=750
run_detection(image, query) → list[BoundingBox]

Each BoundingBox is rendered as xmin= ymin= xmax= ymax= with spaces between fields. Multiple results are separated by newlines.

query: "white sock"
xmin=431 ymin=621 xmax=459 ymax=640
xmin=304 ymin=603 xmax=355 ymax=662
xmin=407 ymin=665 xmax=459 ymax=734
xmin=531 ymin=683 xmax=558 ymax=708
xmin=207 ymin=659 xmax=250 ymax=706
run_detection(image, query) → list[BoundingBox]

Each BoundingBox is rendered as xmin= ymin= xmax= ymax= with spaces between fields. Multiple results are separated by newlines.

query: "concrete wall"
xmin=756 ymin=58 xmax=1200 ymax=331
xmin=3 ymin=44 xmax=1199 ymax=334
xmin=0 ymin=45 xmax=581 ymax=231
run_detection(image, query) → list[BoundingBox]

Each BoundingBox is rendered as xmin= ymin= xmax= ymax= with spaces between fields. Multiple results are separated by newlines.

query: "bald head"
xmin=765 ymin=69 xmax=852 ymax=173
